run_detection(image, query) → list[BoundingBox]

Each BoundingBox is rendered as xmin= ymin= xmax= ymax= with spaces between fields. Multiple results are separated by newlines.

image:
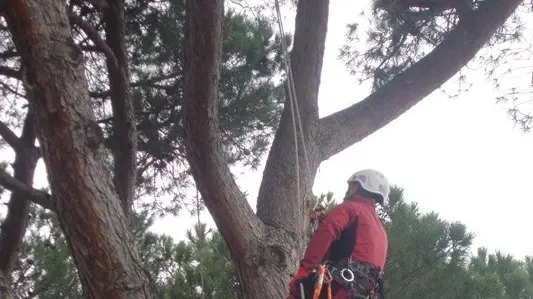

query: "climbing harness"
xmin=302 ymin=260 xmax=383 ymax=299
xmin=325 ymin=259 xmax=384 ymax=299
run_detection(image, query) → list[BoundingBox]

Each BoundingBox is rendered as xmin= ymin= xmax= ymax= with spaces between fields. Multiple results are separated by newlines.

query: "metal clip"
xmin=340 ymin=268 xmax=355 ymax=282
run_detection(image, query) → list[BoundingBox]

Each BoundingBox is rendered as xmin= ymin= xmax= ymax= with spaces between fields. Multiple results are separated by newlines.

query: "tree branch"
xmin=103 ymin=0 xmax=137 ymax=219
xmin=0 ymin=110 xmax=40 ymax=276
xmin=0 ymin=50 xmax=19 ymax=60
xmin=0 ymin=121 xmax=20 ymax=149
xmin=183 ymin=0 xmax=263 ymax=254
xmin=318 ymin=0 xmax=523 ymax=160
xmin=256 ymin=0 xmax=329 ymax=231
xmin=68 ymin=11 xmax=118 ymax=69
xmin=0 ymin=170 xmax=55 ymax=211
xmin=0 ymin=65 xmax=20 ymax=79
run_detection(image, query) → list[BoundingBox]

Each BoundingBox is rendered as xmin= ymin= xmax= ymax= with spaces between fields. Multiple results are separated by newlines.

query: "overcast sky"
xmin=1 ymin=0 xmax=532 ymax=260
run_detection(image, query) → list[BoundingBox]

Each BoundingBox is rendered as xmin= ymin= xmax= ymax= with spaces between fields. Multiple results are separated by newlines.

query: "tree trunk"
xmin=4 ymin=1 xmax=154 ymax=298
xmin=103 ymin=0 xmax=138 ymax=219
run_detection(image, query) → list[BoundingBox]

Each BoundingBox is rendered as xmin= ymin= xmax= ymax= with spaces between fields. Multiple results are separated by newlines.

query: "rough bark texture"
xmin=183 ymin=0 xmax=522 ymax=298
xmin=257 ymin=0 xmax=329 ymax=234
xmin=183 ymin=1 xmax=289 ymax=298
xmin=103 ymin=0 xmax=137 ymax=219
xmin=4 ymin=1 xmax=154 ymax=298
xmin=0 ymin=112 xmax=39 ymax=298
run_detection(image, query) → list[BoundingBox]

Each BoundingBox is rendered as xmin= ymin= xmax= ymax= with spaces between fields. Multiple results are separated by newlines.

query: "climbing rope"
xmin=273 ymin=0 xmax=312 ymax=213
xmin=312 ymin=264 xmax=333 ymax=299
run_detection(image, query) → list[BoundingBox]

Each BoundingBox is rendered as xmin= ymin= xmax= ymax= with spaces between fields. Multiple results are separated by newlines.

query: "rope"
xmin=273 ymin=0 xmax=312 ymax=213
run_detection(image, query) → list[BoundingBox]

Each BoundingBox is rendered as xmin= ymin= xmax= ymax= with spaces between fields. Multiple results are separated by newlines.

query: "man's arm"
xmin=299 ymin=201 xmax=358 ymax=270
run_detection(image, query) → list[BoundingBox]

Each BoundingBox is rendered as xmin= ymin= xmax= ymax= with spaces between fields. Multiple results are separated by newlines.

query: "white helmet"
xmin=347 ymin=169 xmax=390 ymax=206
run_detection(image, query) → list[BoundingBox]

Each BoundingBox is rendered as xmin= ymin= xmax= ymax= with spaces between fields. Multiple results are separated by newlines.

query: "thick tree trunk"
xmin=183 ymin=1 xmax=327 ymax=298
xmin=4 ymin=1 xmax=154 ymax=298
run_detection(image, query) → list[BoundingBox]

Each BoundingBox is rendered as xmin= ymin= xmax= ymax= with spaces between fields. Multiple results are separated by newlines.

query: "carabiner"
xmin=340 ymin=268 xmax=355 ymax=282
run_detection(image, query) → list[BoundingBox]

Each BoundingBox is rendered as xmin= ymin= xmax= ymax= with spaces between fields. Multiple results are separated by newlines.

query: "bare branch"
xmin=0 ymin=66 xmax=20 ymax=79
xmin=0 ymin=170 xmax=55 ymax=211
xmin=0 ymin=111 xmax=40 ymax=275
xmin=68 ymin=11 xmax=118 ymax=69
xmin=103 ymin=0 xmax=137 ymax=218
xmin=183 ymin=0 xmax=263 ymax=254
xmin=0 ymin=121 xmax=19 ymax=149
xmin=318 ymin=0 xmax=523 ymax=160
xmin=0 ymin=50 xmax=18 ymax=60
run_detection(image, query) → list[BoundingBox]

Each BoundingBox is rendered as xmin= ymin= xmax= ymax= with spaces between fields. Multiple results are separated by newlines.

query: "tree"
xmin=381 ymin=187 xmax=475 ymax=298
xmin=1 ymin=0 xmax=528 ymax=297
xmin=7 ymin=204 xmax=240 ymax=299
xmin=183 ymin=0 xmax=525 ymax=298
xmin=0 ymin=1 xmax=283 ymax=297
xmin=9 ymin=186 xmax=533 ymax=298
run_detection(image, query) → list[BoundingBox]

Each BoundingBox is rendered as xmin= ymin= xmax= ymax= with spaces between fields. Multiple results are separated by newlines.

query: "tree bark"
xmin=257 ymin=0 xmax=329 ymax=234
xmin=183 ymin=0 xmax=523 ymax=298
xmin=183 ymin=1 xmax=291 ymax=298
xmin=0 ymin=111 xmax=39 ymax=298
xmin=4 ymin=1 xmax=154 ymax=298
xmin=103 ymin=0 xmax=138 ymax=219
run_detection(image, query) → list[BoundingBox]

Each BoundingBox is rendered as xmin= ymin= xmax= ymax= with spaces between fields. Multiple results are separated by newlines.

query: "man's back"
xmin=324 ymin=198 xmax=388 ymax=270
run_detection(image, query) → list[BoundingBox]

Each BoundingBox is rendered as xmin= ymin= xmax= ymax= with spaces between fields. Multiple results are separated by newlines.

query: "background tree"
xmin=10 ymin=186 xmax=533 ymax=299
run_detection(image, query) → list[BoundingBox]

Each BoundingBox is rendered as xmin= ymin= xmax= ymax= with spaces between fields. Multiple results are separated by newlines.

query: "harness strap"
xmin=324 ymin=259 xmax=383 ymax=299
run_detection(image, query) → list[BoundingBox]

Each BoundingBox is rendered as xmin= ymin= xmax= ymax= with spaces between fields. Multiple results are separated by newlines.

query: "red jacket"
xmin=299 ymin=196 xmax=388 ymax=271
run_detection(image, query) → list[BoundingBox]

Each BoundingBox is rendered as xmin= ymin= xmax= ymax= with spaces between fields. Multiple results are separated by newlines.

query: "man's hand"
xmin=288 ymin=267 xmax=311 ymax=297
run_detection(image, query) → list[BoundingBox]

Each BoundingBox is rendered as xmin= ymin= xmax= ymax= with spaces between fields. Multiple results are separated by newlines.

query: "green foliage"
xmin=11 ymin=206 xmax=238 ymax=299
xmin=340 ymin=0 xmax=527 ymax=90
xmin=7 ymin=186 xmax=533 ymax=298
xmin=12 ymin=206 xmax=83 ymax=299
xmin=338 ymin=0 xmax=533 ymax=132
xmin=106 ymin=2 xmax=286 ymax=215
xmin=0 ymin=1 xmax=286 ymax=217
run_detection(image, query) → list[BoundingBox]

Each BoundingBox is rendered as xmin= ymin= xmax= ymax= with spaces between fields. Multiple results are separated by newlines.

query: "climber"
xmin=287 ymin=169 xmax=390 ymax=299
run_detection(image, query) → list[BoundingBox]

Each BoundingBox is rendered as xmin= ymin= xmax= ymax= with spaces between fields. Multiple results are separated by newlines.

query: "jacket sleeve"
xmin=299 ymin=201 xmax=358 ymax=270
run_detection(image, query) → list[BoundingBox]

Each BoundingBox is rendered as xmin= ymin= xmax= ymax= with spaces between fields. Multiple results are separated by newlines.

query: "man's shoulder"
xmin=331 ymin=200 xmax=361 ymax=214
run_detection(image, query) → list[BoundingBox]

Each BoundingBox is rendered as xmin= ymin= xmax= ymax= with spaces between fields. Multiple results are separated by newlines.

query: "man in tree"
xmin=288 ymin=169 xmax=390 ymax=299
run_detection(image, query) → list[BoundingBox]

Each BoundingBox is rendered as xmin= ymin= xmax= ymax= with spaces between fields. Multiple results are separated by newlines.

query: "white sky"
xmin=1 ymin=0 xmax=532 ymax=261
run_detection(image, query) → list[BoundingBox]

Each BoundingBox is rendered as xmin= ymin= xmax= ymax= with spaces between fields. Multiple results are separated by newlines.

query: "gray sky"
xmin=1 ymin=0 xmax=531 ymax=260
